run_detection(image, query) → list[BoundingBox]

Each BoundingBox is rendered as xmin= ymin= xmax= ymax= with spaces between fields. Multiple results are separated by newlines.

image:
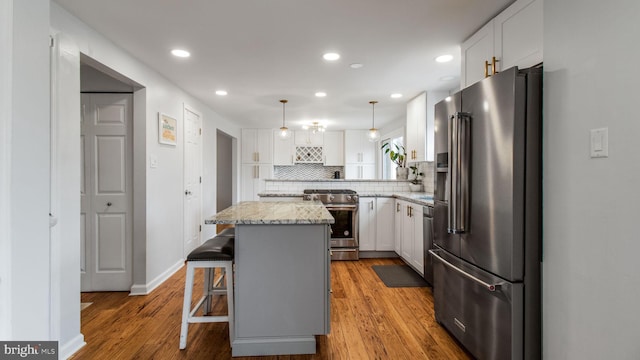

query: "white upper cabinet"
xmin=460 ymin=0 xmax=542 ymax=89
xmin=461 ymin=21 xmax=495 ymax=89
xmin=273 ymin=130 xmax=295 ymax=166
xmin=344 ymin=130 xmax=376 ymax=164
xmin=323 ymin=131 xmax=344 ymax=166
xmin=494 ymin=0 xmax=543 ymax=71
xmin=294 ymin=130 xmax=324 ymax=146
xmin=242 ymin=129 xmax=273 ymax=164
xmin=406 ymin=92 xmax=427 ymax=162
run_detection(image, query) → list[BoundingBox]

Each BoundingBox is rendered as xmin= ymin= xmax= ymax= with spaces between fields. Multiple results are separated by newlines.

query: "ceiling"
xmin=54 ymin=0 xmax=514 ymax=131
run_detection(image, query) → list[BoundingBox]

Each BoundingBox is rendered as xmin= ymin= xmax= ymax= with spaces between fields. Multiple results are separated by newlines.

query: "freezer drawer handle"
xmin=429 ymin=249 xmax=500 ymax=292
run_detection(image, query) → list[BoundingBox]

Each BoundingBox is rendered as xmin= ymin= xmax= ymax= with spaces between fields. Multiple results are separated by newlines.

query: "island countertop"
xmin=205 ymin=201 xmax=335 ymax=225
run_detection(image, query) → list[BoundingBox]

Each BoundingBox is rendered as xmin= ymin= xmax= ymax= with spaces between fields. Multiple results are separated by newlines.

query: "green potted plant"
xmin=381 ymin=143 xmax=408 ymax=179
xmin=408 ymin=165 xmax=424 ymax=192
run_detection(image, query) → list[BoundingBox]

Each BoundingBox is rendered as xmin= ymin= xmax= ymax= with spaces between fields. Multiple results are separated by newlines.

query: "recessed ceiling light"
xmin=350 ymin=63 xmax=363 ymax=69
xmin=323 ymin=52 xmax=340 ymax=61
xmin=435 ymin=54 xmax=453 ymax=63
xmin=390 ymin=93 xmax=403 ymax=99
xmin=315 ymin=92 xmax=327 ymax=97
xmin=171 ymin=49 xmax=191 ymax=58
xmin=439 ymin=76 xmax=455 ymax=81
xmin=215 ymin=90 xmax=228 ymax=96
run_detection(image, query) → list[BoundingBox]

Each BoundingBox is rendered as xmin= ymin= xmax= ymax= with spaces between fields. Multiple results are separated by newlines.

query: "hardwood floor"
xmin=72 ymin=258 xmax=471 ymax=360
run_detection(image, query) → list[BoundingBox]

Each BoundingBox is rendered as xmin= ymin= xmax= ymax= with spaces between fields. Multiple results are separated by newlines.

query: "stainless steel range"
xmin=303 ymin=189 xmax=359 ymax=260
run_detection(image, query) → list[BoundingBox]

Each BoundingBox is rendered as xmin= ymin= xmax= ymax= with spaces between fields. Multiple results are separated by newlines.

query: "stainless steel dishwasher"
xmin=423 ymin=205 xmax=434 ymax=285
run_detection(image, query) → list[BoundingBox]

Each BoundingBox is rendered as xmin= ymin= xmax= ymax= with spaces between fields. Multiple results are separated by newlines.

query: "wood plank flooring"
xmin=72 ymin=258 xmax=471 ymax=360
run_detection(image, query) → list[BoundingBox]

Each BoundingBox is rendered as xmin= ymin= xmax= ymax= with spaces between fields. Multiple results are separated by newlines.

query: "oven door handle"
xmin=326 ymin=205 xmax=358 ymax=211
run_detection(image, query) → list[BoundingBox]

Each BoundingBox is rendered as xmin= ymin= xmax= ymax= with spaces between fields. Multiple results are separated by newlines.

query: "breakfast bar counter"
xmin=205 ymin=201 xmax=333 ymax=357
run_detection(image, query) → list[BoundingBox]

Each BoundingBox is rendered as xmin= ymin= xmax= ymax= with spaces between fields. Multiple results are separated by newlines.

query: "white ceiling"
xmin=54 ymin=0 xmax=514 ymax=130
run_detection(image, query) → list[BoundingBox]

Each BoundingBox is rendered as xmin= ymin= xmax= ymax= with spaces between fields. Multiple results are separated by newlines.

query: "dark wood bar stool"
xmin=179 ymin=230 xmax=235 ymax=349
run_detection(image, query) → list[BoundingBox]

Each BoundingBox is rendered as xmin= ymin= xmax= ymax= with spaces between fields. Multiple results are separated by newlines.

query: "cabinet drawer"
xmin=431 ymin=249 xmax=523 ymax=360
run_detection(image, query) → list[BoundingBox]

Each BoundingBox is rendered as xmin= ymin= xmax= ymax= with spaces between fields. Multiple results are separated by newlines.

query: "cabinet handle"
xmin=257 ymin=152 xmax=260 ymax=162
xmin=370 ymin=201 xmax=374 ymax=210
xmin=491 ymin=56 xmax=500 ymax=75
xmin=485 ymin=60 xmax=490 ymax=78
xmin=396 ymin=203 xmax=400 ymax=212
xmin=257 ymin=165 xmax=260 ymax=179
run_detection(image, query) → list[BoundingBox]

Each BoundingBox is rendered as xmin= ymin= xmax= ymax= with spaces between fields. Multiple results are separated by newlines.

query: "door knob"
xmin=185 ymin=190 xmax=192 ymax=195
xmin=107 ymin=202 xmax=112 ymax=207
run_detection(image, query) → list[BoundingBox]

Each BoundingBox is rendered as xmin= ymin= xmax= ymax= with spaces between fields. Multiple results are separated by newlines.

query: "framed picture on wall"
xmin=158 ymin=113 xmax=177 ymax=146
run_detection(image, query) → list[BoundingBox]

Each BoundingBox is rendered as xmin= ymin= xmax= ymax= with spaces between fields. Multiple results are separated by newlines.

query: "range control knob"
xmin=346 ymin=195 xmax=352 ymax=201
xmin=352 ymin=195 xmax=359 ymax=202
xmin=304 ymin=195 xmax=312 ymax=201
xmin=329 ymin=195 xmax=335 ymax=201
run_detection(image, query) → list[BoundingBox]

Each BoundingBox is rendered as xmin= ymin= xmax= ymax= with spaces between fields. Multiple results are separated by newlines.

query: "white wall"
xmin=50 ymin=2 xmax=241 ymax=296
xmin=10 ymin=0 xmax=52 ymax=339
xmin=543 ymin=0 xmax=640 ymax=358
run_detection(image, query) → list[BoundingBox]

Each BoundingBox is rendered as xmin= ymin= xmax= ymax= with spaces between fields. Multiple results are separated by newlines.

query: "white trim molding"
xmin=129 ymin=260 xmax=184 ymax=296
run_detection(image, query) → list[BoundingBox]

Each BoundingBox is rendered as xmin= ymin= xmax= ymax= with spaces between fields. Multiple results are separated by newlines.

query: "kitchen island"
xmin=205 ymin=201 xmax=334 ymax=357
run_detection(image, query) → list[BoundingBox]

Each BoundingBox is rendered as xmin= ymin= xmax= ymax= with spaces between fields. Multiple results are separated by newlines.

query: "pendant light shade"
xmin=278 ymin=99 xmax=291 ymax=140
xmin=368 ymin=100 xmax=381 ymax=142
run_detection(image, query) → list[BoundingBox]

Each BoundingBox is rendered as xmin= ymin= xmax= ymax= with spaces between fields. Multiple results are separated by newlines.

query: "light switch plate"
xmin=149 ymin=154 xmax=158 ymax=168
xmin=590 ymin=128 xmax=608 ymax=158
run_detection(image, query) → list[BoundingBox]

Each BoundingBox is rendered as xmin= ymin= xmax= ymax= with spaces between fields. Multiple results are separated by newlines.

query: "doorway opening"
xmin=216 ymin=130 xmax=235 ymax=233
xmin=79 ymin=55 xmax=145 ymax=292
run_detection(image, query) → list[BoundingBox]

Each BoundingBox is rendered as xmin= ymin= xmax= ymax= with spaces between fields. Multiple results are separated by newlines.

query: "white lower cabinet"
xmin=397 ymin=199 xmax=424 ymax=275
xmin=394 ymin=200 xmax=403 ymax=255
xmin=375 ymin=197 xmax=395 ymax=251
xmin=359 ymin=197 xmax=395 ymax=251
xmin=359 ymin=198 xmax=376 ymax=251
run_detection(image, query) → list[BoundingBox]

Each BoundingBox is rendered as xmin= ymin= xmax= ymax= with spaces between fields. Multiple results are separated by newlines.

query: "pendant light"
xmin=367 ymin=100 xmax=381 ymax=142
xmin=278 ymin=99 xmax=291 ymax=140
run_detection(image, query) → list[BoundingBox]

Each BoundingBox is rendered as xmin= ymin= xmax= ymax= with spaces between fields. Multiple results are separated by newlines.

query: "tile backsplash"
xmin=274 ymin=164 xmax=344 ymax=180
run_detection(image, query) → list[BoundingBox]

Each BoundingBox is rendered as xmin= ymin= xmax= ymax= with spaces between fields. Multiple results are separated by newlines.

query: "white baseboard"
xmin=129 ymin=260 xmax=184 ymax=296
xmin=59 ymin=333 xmax=85 ymax=359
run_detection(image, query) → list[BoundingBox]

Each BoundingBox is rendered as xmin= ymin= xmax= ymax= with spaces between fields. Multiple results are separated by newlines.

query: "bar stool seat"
xmin=179 ymin=234 xmax=235 ymax=350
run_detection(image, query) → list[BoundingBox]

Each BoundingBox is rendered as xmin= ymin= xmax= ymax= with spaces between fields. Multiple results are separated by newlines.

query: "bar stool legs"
xmin=179 ymin=260 xmax=234 ymax=350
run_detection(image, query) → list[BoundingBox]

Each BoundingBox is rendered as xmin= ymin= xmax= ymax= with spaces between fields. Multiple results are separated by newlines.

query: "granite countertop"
xmin=257 ymin=192 xmax=434 ymax=206
xmin=205 ymin=201 xmax=335 ymax=225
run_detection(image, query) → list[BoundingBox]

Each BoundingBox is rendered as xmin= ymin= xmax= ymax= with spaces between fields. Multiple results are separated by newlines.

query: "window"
xmin=381 ymin=135 xmax=404 ymax=180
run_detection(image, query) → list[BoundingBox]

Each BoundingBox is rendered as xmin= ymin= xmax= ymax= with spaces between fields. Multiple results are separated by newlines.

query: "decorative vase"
xmin=396 ymin=167 xmax=409 ymax=180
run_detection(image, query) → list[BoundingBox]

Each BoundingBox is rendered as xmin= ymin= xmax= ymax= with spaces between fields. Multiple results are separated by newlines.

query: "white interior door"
xmin=81 ymin=93 xmax=133 ymax=291
xmin=183 ymin=105 xmax=202 ymax=257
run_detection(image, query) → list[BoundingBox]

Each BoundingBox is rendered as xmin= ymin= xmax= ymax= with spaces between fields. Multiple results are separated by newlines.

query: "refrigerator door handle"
xmin=429 ymin=249 xmax=500 ymax=292
xmin=448 ymin=112 xmax=471 ymax=234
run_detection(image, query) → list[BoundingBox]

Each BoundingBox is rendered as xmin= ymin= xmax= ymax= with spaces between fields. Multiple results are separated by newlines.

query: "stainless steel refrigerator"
xmin=430 ymin=66 xmax=542 ymax=360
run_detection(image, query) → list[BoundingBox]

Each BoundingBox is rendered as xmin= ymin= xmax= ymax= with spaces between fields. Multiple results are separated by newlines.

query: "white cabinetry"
xmin=273 ymin=130 xmax=295 ymax=166
xmin=242 ymin=129 xmax=272 ymax=164
xmin=461 ymin=0 xmax=542 ymax=89
xmin=406 ymin=92 xmax=427 ymax=162
xmin=241 ymin=164 xmax=272 ymax=201
xmin=375 ymin=197 xmax=395 ymax=251
xmin=344 ymin=130 xmax=376 ymax=179
xmin=359 ymin=197 xmax=395 ymax=252
xmin=241 ymin=129 xmax=273 ymax=201
xmin=359 ymin=198 xmax=376 ymax=251
xmin=394 ymin=200 xmax=403 ymax=255
xmin=295 ymin=130 xmax=324 ymax=146
xmin=397 ymin=200 xmax=424 ymax=275
xmin=323 ymin=131 xmax=344 ymax=166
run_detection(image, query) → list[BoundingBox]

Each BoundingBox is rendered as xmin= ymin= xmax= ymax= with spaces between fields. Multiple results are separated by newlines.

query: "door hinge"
xmin=199 ymin=225 xmax=202 ymax=232
xmin=49 ymin=36 xmax=54 ymax=48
